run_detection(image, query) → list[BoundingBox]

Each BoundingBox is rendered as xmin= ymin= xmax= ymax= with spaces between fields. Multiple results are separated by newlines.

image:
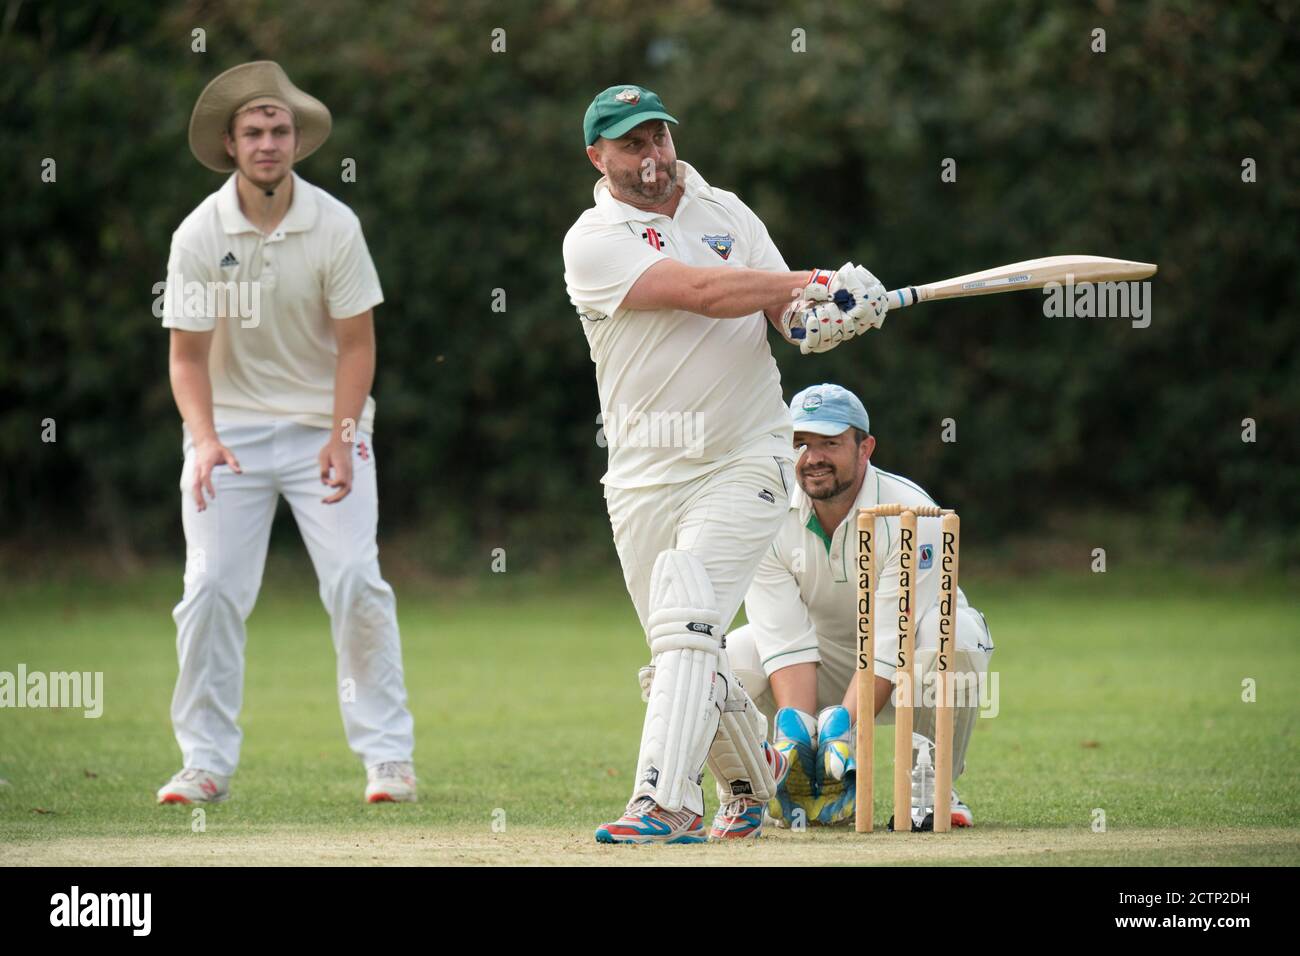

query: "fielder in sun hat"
xmin=188 ymin=60 xmax=332 ymax=172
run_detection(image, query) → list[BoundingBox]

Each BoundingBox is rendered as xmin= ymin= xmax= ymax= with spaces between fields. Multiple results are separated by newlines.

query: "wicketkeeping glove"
xmin=769 ymin=707 xmax=820 ymax=829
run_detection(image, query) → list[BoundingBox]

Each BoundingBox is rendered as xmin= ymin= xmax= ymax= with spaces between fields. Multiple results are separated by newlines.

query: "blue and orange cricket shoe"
xmin=595 ymin=797 xmax=706 ymax=845
xmin=709 ymin=797 xmax=765 ymax=840
xmin=709 ymin=742 xmax=790 ymax=841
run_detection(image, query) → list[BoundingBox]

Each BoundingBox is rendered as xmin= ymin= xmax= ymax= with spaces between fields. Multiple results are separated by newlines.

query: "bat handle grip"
xmin=885 ymin=287 xmax=919 ymax=311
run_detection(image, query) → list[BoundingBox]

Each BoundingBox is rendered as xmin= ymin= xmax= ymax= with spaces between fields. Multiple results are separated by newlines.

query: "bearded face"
xmin=593 ymin=120 xmax=679 ymax=208
xmin=795 ymin=430 xmax=868 ymax=501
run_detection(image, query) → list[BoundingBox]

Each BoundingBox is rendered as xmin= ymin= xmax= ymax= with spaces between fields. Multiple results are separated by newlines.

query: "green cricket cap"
xmin=583 ymin=85 xmax=678 ymax=146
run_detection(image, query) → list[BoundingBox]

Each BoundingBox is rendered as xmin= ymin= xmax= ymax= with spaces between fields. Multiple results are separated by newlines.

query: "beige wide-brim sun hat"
xmin=188 ymin=60 xmax=332 ymax=172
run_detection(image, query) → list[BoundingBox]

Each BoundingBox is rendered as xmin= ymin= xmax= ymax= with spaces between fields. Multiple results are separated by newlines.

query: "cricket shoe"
xmin=709 ymin=797 xmax=765 ymax=840
xmin=595 ymin=796 xmax=706 ymax=844
xmin=156 ymin=768 xmax=229 ymax=805
xmin=949 ymin=792 xmax=974 ymax=827
xmin=888 ymin=792 xmax=975 ymax=831
xmin=767 ymin=707 xmax=818 ymax=828
xmin=709 ymin=742 xmax=789 ymax=841
xmin=365 ymin=761 xmax=418 ymax=803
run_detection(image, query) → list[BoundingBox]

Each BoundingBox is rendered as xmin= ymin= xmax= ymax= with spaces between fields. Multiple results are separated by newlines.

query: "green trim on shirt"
xmin=805 ymin=511 xmax=833 ymax=555
xmin=762 ymin=646 xmax=822 ymax=666
xmin=874 ymin=466 xmax=937 ymax=506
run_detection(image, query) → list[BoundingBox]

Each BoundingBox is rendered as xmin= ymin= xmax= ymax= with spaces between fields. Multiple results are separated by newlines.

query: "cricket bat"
xmin=884 ymin=255 xmax=1157 ymax=311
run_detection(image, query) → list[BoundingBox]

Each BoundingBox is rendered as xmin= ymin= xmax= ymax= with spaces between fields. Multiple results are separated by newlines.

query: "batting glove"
xmin=804 ymin=262 xmax=889 ymax=333
xmin=793 ymin=300 xmax=855 ymax=355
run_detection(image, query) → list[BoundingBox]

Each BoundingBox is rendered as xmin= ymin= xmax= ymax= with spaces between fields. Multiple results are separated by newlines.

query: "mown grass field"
xmin=1 ymin=555 xmax=1297 ymax=866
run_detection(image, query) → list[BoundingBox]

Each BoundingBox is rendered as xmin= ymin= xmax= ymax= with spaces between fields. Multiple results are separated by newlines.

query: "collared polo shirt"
xmin=744 ymin=462 xmax=971 ymax=677
xmin=562 ymin=161 xmax=794 ymax=488
xmin=162 ymin=171 xmax=384 ymax=433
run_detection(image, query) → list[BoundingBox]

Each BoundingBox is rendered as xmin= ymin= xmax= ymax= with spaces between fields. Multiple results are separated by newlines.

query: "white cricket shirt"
xmin=744 ymin=462 xmax=972 ymax=679
xmin=162 ymin=171 xmax=384 ymax=433
xmin=563 ymin=161 xmax=794 ymax=488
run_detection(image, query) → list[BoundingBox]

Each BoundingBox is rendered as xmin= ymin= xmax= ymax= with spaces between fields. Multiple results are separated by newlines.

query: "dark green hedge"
xmin=2 ymin=0 xmax=1297 ymax=566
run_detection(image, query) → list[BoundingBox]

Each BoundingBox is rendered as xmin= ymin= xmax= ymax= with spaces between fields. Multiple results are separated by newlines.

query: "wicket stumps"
xmin=855 ymin=503 xmax=961 ymax=833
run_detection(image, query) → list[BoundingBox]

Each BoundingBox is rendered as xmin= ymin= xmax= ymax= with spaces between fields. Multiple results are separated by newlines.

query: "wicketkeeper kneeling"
xmin=726 ymin=384 xmax=995 ymax=829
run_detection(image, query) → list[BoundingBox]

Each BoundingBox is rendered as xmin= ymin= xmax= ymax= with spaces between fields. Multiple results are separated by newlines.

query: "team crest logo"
xmin=802 ymin=393 xmax=823 ymax=412
xmin=615 ymin=88 xmax=641 ymax=104
xmin=919 ymin=543 xmax=933 ymax=569
xmin=702 ymin=233 xmax=734 ymax=260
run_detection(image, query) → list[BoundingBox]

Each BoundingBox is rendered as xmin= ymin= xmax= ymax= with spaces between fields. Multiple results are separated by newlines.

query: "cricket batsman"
xmin=726 ymin=384 xmax=996 ymax=829
xmin=156 ymin=62 xmax=416 ymax=805
xmin=562 ymin=85 xmax=890 ymax=843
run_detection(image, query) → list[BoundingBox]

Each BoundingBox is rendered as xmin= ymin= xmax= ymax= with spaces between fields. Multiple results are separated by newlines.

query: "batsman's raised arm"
xmin=597 ymin=253 xmax=892 ymax=356
xmin=621 ymin=258 xmax=811 ymax=319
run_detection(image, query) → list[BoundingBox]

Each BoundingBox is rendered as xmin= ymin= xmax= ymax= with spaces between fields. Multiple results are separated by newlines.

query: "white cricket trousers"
xmin=169 ymin=420 xmax=414 ymax=776
xmin=605 ymin=455 xmax=795 ymax=636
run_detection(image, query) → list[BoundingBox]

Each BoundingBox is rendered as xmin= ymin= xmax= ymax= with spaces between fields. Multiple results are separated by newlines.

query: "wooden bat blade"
xmin=887 ymin=255 xmax=1157 ymax=310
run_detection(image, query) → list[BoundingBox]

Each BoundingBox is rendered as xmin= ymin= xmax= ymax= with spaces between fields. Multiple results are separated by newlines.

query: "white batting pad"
xmin=631 ymin=550 xmax=724 ymax=816
xmin=707 ymin=672 xmax=778 ymax=803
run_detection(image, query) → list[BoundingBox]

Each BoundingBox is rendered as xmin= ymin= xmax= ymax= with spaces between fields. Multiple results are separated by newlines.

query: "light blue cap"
xmin=789 ymin=383 xmax=870 ymax=436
